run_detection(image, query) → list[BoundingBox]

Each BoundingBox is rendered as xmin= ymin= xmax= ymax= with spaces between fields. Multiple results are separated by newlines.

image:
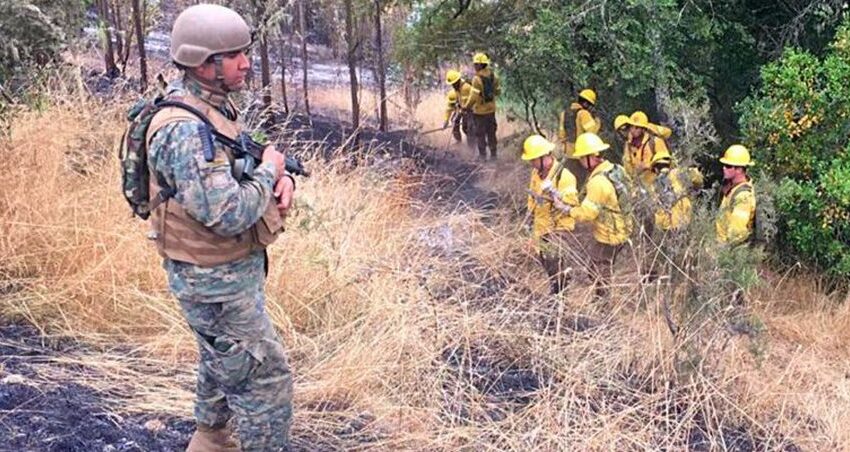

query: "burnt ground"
xmin=0 ymin=322 xmax=194 ymax=451
xmin=5 ymin=76 xmax=801 ymax=448
xmin=0 ymin=109 xmax=510 ymax=450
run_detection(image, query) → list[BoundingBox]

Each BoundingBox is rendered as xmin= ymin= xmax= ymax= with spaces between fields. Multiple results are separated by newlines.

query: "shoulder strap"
xmin=730 ymin=182 xmax=753 ymax=199
xmin=150 ymin=99 xmax=257 ymax=163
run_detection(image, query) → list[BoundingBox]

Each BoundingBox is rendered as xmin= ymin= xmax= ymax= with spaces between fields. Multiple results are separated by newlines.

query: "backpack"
xmin=118 ymin=95 xmax=177 ymax=220
xmin=731 ymin=182 xmax=777 ymax=246
xmin=480 ymin=73 xmax=496 ymax=103
xmin=653 ymin=168 xmax=694 ymax=211
xmin=601 ymin=164 xmax=634 ymax=215
xmin=118 ymin=96 xmax=239 ymax=220
xmin=119 ymin=95 xmax=310 ymax=220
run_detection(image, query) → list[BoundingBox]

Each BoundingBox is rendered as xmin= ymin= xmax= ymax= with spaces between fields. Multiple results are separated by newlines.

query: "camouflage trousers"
xmin=168 ymin=254 xmax=293 ymax=451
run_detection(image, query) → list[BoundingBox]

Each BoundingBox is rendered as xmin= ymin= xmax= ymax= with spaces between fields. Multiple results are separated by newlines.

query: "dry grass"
xmin=1 ymin=76 xmax=849 ymax=451
xmin=288 ymin=85 xmax=525 ymax=152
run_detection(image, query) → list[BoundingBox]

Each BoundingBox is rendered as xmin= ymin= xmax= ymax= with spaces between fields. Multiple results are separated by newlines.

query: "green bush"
xmin=0 ymin=1 xmax=82 ymax=84
xmin=737 ymin=19 xmax=850 ymax=277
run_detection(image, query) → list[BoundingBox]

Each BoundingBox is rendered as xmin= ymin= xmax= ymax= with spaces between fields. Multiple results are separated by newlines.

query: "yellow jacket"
xmin=716 ymin=180 xmax=756 ymax=245
xmin=465 ymin=68 xmax=500 ymax=115
xmin=445 ymin=82 xmax=473 ymax=121
xmin=528 ymin=161 xmax=579 ymax=239
xmin=624 ymin=134 xmax=670 ymax=187
xmin=558 ymin=103 xmax=600 ymax=152
xmin=651 ymin=167 xmax=704 ymax=231
xmin=569 ymin=160 xmax=633 ymax=245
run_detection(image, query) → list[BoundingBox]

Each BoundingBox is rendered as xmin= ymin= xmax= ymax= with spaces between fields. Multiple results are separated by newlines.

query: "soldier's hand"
xmin=274 ymin=176 xmax=295 ymax=218
xmin=261 ymin=145 xmax=286 ymax=180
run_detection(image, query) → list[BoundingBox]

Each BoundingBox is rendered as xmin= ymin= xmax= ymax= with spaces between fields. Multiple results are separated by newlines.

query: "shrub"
xmin=737 ymin=18 xmax=850 ymax=277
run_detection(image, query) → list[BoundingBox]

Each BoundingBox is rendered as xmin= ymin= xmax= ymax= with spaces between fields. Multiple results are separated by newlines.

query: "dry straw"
xmin=0 ymin=73 xmax=848 ymax=450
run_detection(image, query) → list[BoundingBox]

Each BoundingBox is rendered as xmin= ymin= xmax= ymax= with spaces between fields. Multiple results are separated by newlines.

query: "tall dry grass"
xmin=1 ymin=77 xmax=850 ymax=450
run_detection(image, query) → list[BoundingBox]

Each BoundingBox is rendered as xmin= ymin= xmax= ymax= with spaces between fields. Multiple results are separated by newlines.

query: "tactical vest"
xmin=146 ymin=93 xmax=284 ymax=267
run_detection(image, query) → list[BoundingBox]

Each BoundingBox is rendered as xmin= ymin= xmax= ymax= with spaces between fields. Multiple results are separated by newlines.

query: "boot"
xmin=186 ymin=424 xmax=241 ymax=452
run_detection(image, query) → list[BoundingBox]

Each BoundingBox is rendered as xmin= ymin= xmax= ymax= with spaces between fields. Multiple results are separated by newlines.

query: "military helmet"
xmin=171 ymin=4 xmax=253 ymax=68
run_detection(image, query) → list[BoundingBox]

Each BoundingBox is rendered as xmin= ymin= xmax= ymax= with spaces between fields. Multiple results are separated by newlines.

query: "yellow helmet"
xmin=720 ymin=144 xmax=754 ymax=167
xmin=446 ymin=69 xmax=462 ymax=85
xmin=614 ymin=115 xmax=630 ymax=131
xmin=629 ymin=111 xmax=650 ymax=128
xmin=473 ymin=52 xmax=490 ymax=65
xmin=578 ymin=89 xmax=597 ymax=105
xmin=649 ymin=123 xmax=673 ymax=139
xmin=447 ymin=91 xmax=458 ymax=102
xmin=572 ymin=132 xmax=610 ymax=159
xmin=521 ymin=135 xmax=556 ymax=161
xmin=651 ymin=150 xmax=672 ymax=166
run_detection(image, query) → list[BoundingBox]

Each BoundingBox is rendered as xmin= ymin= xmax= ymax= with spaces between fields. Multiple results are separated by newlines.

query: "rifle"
xmin=155 ymin=100 xmax=310 ymax=178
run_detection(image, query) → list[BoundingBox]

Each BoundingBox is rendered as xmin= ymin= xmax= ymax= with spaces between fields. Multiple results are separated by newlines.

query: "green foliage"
xmin=394 ymin=0 xmax=764 ymax=142
xmin=738 ymin=19 xmax=850 ymax=277
xmin=0 ymin=1 xmax=83 ymax=85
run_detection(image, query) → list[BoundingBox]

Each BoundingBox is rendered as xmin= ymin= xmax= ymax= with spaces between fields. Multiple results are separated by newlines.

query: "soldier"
xmin=146 ymin=5 xmax=294 ymax=450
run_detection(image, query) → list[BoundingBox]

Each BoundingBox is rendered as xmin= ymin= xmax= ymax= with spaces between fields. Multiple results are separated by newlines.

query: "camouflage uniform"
xmin=148 ymin=77 xmax=293 ymax=451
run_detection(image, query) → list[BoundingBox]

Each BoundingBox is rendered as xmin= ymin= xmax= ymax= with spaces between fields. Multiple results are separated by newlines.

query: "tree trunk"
xmin=259 ymin=34 xmax=273 ymax=113
xmin=253 ymin=1 xmax=272 ymax=113
xmin=298 ymin=0 xmax=311 ymax=116
xmin=131 ymin=0 xmax=148 ymax=92
xmin=98 ymin=0 xmax=119 ymax=78
xmin=344 ymin=0 xmax=360 ymax=132
xmin=111 ymin=0 xmax=126 ymax=67
xmin=278 ymin=1 xmax=290 ymax=115
xmin=374 ymin=0 xmax=387 ymax=132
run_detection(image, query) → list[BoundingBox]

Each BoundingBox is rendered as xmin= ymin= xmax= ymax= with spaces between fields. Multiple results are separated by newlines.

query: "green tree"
xmin=738 ymin=18 xmax=850 ymax=277
xmin=0 ymin=1 xmax=80 ymax=84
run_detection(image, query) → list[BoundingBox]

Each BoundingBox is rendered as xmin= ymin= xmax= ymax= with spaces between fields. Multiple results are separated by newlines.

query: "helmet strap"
xmin=212 ymin=54 xmax=232 ymax=92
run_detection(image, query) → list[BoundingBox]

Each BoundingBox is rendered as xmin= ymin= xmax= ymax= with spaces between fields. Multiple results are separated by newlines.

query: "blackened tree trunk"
xmin=97 ymin=0 xmax=119 ymax=78
xmin=298 ymin=0 xmax=310 ymax=116
xmin=251 ymin=0 xmax=273 ymax=113
xmin=111 ymin=0 xmax=127 ymax=68
xmin=277 ymin=0 xmax=290 ymax=115
xmin=374 ymin=0 xmax=387 ymax=132
xmin=344 ymin=0 xmax=360 ymax=132
xmin=131 ymin=0 xmax=147 ymax=92
xmin=259 ymin=34 xmax=273 ymax=112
